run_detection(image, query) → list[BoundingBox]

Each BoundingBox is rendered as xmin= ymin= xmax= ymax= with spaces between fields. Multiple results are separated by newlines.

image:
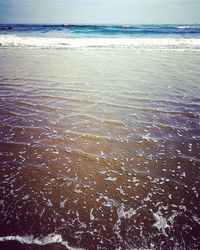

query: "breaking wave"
xmin=0 ymin=35 xmax=200 ymax=50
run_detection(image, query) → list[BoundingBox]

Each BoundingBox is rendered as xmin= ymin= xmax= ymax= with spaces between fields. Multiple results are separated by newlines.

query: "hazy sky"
xmin=0 ymin=0 xmax=199 ymax=24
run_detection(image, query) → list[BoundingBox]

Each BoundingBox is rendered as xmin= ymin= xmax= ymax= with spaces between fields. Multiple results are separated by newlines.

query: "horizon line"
xmin=0 ymin=22 xmax=199 ymax=26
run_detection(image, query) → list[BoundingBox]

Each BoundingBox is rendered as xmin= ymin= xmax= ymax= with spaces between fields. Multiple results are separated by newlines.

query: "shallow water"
xmin=0 ymin=49 xmax=200 ymax=249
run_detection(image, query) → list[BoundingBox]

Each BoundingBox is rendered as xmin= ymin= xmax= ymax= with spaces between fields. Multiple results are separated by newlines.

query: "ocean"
xmin=0 ymin=25 xmax=200 ymax=249
xmin=0 ymin=24 xmax=200 ymax=50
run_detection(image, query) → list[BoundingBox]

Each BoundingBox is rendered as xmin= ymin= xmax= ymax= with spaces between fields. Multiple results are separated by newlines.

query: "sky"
xmin=0 ymin=0 xmax=199 ymax=24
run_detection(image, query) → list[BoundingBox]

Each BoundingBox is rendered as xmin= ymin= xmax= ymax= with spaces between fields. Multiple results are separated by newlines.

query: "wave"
xmin=0 ymin=35 xmax=200 ymax=50
xmin=177 ymin=25 xmax=200 ymax=29
xmin=1 ymin=24 xmax=200 ymax=35
xmin=0 ymin=234 xmax=83 ymax=250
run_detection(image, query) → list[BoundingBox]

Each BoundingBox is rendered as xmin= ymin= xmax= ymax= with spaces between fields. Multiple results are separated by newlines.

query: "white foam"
xmin=117 ymin=206 xmax=137 ymax=219
xmin=60 ymin=198 xmax=68 ymax=208
xmin=104 ymin=176 xmax=117 ymax=181
xmin=0 ymin=234 xmax=84 ymax=250
xmin=0 ymin=35 xmax=200 ymax=51
xmin=22 ymin=195 xmax=30 ymax=201
xmin=153 ymin=212 xmax=169 ymax=236
xmin=90 ymin=208 xmax=95 ymax=221
xmin=177 ymin=25 xmax=198 ymax=29
xmin=47 ymin=199 xmax=53 ymax=207
xmin=177 ymin=25 xmax=191 ymax=29
xmin=192 ymin=215 xmax=200 ymax=226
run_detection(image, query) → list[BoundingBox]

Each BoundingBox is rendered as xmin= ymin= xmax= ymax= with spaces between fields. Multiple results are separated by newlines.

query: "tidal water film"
xmin=0 ymin=24 xmax=200 ymax=250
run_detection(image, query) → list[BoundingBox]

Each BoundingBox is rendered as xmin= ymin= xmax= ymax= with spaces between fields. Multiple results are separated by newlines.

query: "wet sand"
xmin=0 ymin=49 xmax=199 ymax=249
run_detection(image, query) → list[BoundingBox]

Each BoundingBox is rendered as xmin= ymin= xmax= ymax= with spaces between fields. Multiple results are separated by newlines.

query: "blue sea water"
xmin=0 ymin=24 xmax=200 ymax=38
xmin=0 ymin=24 xmax=200 ymax=50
